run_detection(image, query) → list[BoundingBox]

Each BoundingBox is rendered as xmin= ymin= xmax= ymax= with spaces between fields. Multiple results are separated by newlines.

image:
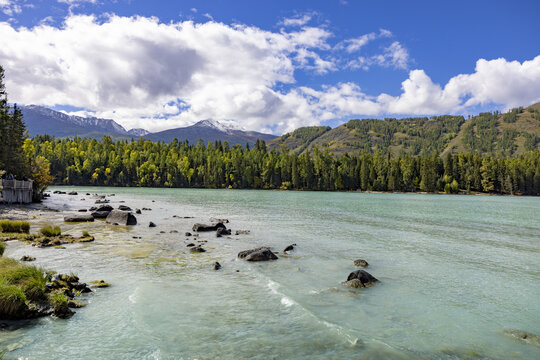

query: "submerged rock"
xmin=213 ymin=261 xmax=222 ymax=270
xmin=149 ymin=222 xmax=156 ymax=227
xmin=136 ymin=209 xmax=142 ymax=214
xmin=185 ymin=232 xmax=192 ymax=237
xmin=210 ymin=217 xmax=229 ymax=223
xmin=238 ymin=247 xmax=278 ymax=261
xmin=192 ymin=223 xmax=226 ymax=232
xmin=68 ymin=191 xmax=78 ymax=195
xmin=342 ymin=270 xmax=379 ymax=288
xmin=77 ymin=209 xmax=87 ymax=212
xmin=235 ymin=230 xmax=250 ymax=235
xmin=89 ymin=280 xmax=110 ymax=288
xmin=353 ymin=259 xmax=369 ymax=268
xmin=106 ymin=210 xmax=137 ymax=226
xmin=20 ymin=255 xmax=36 ymax=262
xmin=190 ymin=246 xmax=206 ymax=253
xmin=503 ymin=329 xmax=540 ymax=345
xmin=64 ymin=214 xmax=95 ymax=222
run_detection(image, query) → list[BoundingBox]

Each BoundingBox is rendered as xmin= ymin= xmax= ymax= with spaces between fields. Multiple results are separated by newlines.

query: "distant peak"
xmin=194 ymin=119 xmax=243 ymax=133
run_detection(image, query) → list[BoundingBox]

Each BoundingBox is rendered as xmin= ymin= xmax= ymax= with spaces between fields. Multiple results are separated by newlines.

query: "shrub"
xmin=0 ymin=220 xmax=30 ymax=233
xmin=40 ymin=225 xmax=61 ymax=237
xmin=0 ymin=242 xmax=5 ymax=256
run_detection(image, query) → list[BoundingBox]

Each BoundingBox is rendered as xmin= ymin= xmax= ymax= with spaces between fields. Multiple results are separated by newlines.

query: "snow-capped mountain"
xmin=18 ymin=105 xmax=276 ymax=145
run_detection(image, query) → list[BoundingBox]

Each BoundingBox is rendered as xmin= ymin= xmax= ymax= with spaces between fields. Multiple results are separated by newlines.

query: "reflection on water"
xmin=1 ymin=187 xmax=539 ymax=359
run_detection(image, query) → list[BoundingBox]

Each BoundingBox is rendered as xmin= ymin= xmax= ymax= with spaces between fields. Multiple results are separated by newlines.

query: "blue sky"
xmin=1 ymin=0 xmax=539 ymax=133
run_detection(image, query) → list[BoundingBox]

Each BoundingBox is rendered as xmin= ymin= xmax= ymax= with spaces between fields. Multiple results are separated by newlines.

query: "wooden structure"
xmin=1 ymin=179 xmax=33 ymax=204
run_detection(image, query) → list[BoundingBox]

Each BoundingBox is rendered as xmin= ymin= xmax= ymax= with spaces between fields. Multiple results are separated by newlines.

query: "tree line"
xmin=0 ymin=65 xmax=53 ymax=201
xmin=29 ymin=135 xmax=540 ymax=195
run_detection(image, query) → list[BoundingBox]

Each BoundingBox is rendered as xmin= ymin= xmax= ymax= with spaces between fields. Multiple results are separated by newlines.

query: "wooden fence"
xmin=0 ymin=179 xmax=33 ymax=204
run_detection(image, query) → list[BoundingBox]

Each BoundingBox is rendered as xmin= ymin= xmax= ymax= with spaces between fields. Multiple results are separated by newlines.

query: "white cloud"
xmin=348 ymin=41 xmax=409 ymax=70
xmin=338 ymin=29 xmax=392 ymax=53
xmin=280 ymin=13 xmax=314 ymax=27
xmin=0 ymin=14 xmax=538 ymax=134
xmin=57 ymin=0 xmax=98 ymax=4
xmin=0 ymin=0 xmax=21 ymax=16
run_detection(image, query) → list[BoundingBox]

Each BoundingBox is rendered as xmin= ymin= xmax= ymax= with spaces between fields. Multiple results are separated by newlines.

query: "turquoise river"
xmin=1 ymin=187 xmax=539 ymax=359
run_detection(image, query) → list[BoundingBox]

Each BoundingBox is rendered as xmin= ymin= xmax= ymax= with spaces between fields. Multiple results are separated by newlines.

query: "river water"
xmin=1 ymin=187 xmax=539 ymax=359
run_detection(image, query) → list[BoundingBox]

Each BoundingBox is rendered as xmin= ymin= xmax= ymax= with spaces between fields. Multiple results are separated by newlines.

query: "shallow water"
xmin=1 ymin=187 xmax=539 ymax=359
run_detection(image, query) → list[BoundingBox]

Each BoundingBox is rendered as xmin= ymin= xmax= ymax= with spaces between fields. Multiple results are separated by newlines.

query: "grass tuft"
xmin=82 ymin=231 xmax=90 ymax=237
xmin=40 ymin=225 xmax=61 ymax=237
xmin=0 ymin=220 xmax=30 ymax=234
xmin=0 ymin=242 xmax=5 ymax=256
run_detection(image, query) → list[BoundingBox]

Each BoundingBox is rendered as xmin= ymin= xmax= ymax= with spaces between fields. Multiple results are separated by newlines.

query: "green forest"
xmin=30 ymin=135 xmax=540 ymax=195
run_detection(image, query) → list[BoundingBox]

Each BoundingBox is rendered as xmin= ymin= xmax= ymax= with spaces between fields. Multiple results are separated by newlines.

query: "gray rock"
xmin=91 ymin=211 xmax=110 ymax=219
xmin=96 ymin=205 xmax=113 ymax=212
xmin=190 ymin=246 xmax=206 ymax=253
xmin=216 ymin=227 xmax=231 ymax=236
xmin=353 ymin=259 xmax=369 ymax=268
xmin=106 ymin=210 xmax=137 ymax=226
xmin=235 ymin=230 xmax=250 ymax=235
xmin=238 ymin=247 xmax=278 ymax=261
xmin=343 ymin=270 xmax=379 ymax=288
xmin=283 ymin=243 xmax=296 ymax=253
xmin=118 ymin=205 xmax=132 ymax=211
xmin=68 ymin=191 xmax=78 ymax=195
xmin=64 ymin=214 xmax=95 ymax=222
xmin=192 ymin=223 xmax=226 ymax=232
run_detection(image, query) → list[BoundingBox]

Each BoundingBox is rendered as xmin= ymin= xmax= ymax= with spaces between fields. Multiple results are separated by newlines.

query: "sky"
xmin=0 ymin=0 xmax=539 ymax=134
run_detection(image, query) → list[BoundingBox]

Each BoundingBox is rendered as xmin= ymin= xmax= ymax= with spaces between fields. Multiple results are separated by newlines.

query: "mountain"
xmin=269 ymin=103 xmax=540 ymax=157
xmin=143 ymin=119 xmax=277 ymax=146
xmin=19 ymin=105 xmax=275 ymax=146
xmin=20 ymin=105 xmax=135 ymax=139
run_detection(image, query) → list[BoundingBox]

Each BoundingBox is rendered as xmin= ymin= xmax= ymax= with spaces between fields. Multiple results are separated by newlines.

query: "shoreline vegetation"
xmin=0 ymin=218 xmax=104 ymax=322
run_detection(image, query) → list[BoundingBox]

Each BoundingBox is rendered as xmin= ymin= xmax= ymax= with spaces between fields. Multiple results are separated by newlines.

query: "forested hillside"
xmin=269 ymin=104 xmax=540 ymax=157
xmin=30 ymin=135 xmax=540 ymax=195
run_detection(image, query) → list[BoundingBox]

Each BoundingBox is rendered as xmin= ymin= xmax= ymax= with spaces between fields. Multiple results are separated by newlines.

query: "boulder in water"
xmin=64 ymin=214 xmax=94 ymax=222
xmin=118 ymin=205 xmax=132 ymax=211
xmin=213 ymin=261 xmax=222 ymax=270
xmin=283 ymin=244 xmax=296 ymax=253
xmin=68 ymin=191 xmax=78 ymax=195
xmin=238 ymin=247 xmax=278 ymax=261
xmin=192 ymin=223 xmax=226 ymax=232
xmin=91 ymin=211 xmax=110 ymax=219
xmin=106 ymin=210 xmax=137 ymax=226
xmin=190 ymin=246 xmax=206 ymax=253
xmin=353 ymin=259 xmax=369 ymax=268
xmin=342 ymin=270 xmax=379 ymax=288
xmin=149 ymin=222 xmax=156 ymax=227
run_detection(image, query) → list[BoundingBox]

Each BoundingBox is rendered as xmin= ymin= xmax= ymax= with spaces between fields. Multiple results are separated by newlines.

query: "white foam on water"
xmin=128 ymin=287 xmax=139 ymax=304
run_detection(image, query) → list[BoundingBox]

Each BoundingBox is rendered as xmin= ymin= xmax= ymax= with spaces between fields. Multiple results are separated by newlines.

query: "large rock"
xmin=238 ymin=247 xmax=278 ymax=261
xmin=64 ymin=214 xmax=95 ymax=222
xmin=91 ymin=211 xmax=110 ymax=219
xmin=342 ymin=270 xmax=379 ymax=288
xmin=96 ymin=205 xmax=113 ymax=212
xmin=106 ymin=210 xmax=137 ymax=226
xmin=118 ymin=205 xmax=132 ymax=211
xmin=192 ymin=223 xmax=226 ymax=232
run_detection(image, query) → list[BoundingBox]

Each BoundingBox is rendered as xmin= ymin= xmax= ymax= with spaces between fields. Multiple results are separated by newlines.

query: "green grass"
xmin=0 ymin=220 xmax=30 ymax=234
xmin=0 ymin=242 xmax=5 ymax=256
xmin=40 ymin=225 xmax=61 ymax=237
xmin=49 ymin=291 xmax=69 ymax=314
xmin=0 ymin=258 xmax=47 ymax=303
xmin=82 ymin=231 xmax=90 ymax=237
